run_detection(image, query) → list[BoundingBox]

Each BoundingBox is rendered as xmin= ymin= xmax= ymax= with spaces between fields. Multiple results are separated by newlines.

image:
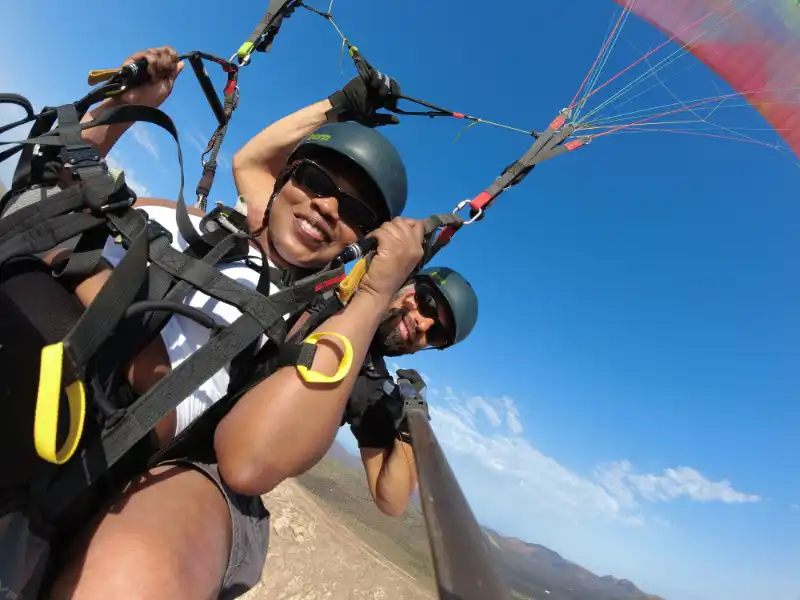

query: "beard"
xmin=372 ymin=307 xmax=411 ymax=357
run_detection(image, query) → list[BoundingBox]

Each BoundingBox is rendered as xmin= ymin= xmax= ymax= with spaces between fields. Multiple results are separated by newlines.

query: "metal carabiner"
xmin=230 ymin=51 xmax=252 ymax=68
xmin=452 ymin=199 xmax=483 ymax=225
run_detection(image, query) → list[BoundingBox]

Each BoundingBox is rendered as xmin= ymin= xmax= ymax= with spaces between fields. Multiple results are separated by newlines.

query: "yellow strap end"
xmin=295 ymin=332 xmax=353 ymax=384
xmin=34 ymin=343 xmax=86 ymax=465
xmin=348 ymin=46 xmax=358 ymax=57
xmin=338 ymin=256 xmax=369 ymax=305
xmin=237 ymin=42 xmax=255 ymax=61
xmin=87 ymin=68 xmax=120 ymax=86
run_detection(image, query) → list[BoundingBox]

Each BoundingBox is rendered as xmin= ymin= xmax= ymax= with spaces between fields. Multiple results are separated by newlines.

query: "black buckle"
xmin=59 ymin=144 xmax=101 ymax=170
xmin=98 ymin=187 xmax=137 ymax=215
xmin=118 ymin=211 xmax=173 ymax=250
xmin=146 ymin=218 xmax=174 ymax=245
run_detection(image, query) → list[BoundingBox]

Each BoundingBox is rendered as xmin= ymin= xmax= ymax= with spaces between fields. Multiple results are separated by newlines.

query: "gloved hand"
xmin=396 ymin=368 xmax=425 ymax=393
xmin=395 ymin=369 xmax=430 ymax=444
xmin=350 ymin=396 xmax=400 ymax=450
xmin=327 ymin=62 xmax=401 ymax=127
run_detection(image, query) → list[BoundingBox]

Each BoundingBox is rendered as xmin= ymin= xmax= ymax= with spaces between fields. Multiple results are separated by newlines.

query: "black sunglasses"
xmin=290 ymin=159 xmax=382 ymax=233
xmin=414 ymin=283 xmax=454 ymax=348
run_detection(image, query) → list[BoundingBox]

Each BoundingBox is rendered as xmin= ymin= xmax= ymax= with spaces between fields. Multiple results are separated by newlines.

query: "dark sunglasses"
xmin=290 ymin=159 xmax=382 ymax=233
xmin=414 ymin=283 xmax=454 ymax=348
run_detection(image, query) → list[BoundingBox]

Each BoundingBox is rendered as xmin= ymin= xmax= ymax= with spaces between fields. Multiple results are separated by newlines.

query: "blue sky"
xmin=1 ymin=2 xmax=798 ymax=599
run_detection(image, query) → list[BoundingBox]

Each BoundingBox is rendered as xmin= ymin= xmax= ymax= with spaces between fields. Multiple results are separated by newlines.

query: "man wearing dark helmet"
xmin=344 ymin=267 xmax=480 ymax=516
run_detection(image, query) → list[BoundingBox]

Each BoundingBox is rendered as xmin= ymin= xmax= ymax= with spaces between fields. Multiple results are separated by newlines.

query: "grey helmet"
xmin=291 ymin=122 xmax=408 ymax=220
xmin=414 ymin=267 xmax=479 ymax=347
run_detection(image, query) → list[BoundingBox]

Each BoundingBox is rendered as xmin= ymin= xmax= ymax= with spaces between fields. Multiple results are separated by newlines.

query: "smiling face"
xmin=265 ymin=151 xmax=385 ymax=270
xmin=373 ymin=282 xmax=455 ymax=356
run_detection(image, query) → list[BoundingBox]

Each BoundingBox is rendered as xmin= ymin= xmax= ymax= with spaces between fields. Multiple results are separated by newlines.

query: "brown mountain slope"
xmin=243 ymin=445 xmax=666 ymax=600
xmin=242 ymin=476 xmax=434 ymax=600
xmin=486 ymin=529 xmax=666 ymax=600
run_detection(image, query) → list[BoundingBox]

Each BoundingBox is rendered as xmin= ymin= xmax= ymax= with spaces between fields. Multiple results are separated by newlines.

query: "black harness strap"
xmin=238 ymin=0 xmax=301 ymax=64
xmin=0 ymin=94 xmax=349 ymax=528
xmin=41 ymin=263 xmax=341 ymax=521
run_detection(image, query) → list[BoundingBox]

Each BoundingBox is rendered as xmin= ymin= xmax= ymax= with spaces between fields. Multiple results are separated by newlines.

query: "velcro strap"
xmin=278 ymin=342 xmax=316 ymax=369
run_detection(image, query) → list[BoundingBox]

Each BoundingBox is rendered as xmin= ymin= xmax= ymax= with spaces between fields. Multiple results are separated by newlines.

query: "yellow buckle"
xmin=295 ymin=332 xmax=354 ymax=384
xmin=337 ymin=256 xmax=369 ymax=305
xmin=87 ymin=68 xmax=120 ymax=86
xmin=34 ymin=343 xmax=86 ymax=465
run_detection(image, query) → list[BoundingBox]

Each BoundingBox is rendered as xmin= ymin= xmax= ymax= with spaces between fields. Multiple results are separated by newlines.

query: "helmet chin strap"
xmin=253 ymin=169 xmax=319 ymax=285
xmin=254 ymin=168 xmax=291 ymax=237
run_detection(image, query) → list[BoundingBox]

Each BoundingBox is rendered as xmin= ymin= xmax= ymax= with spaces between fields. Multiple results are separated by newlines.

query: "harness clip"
xmin=59 ymin=144 xmax=101 ymax=169
xmin=145 ymin=218 xmax=175 ymax=245
xmin=453 ymin=199 xmax=483 ymax=225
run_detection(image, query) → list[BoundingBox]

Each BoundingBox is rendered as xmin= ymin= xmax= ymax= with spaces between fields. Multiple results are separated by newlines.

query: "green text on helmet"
xmin=292 ymin=122 xmax=408 ymax=220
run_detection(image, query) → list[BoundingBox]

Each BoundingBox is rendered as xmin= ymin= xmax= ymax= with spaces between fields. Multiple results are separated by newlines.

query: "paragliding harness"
xmin=0 ymin=81 xmax=360 ymax=596
xmin=0 ymin=71 xmax=466 ymax=600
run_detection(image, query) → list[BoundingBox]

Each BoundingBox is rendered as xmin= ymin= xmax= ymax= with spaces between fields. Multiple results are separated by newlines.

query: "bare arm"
xmin=215 ymin=217 xmax=425 ymax=496
xmin=361 ymin=441 xmax=418 ymax=517
xmin=80 ymin=47 xmax=184 ymax=160
xmin=215 ymin=287 xmax=391 ymax=495
xmin=78 ymin=98 xmax=132 ymax=159
xmin=232 ymin=99 xmax=334 ymax=230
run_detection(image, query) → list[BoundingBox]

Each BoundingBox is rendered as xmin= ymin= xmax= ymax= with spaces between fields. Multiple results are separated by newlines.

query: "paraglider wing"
xmin=612 ymin=0 xmax=800 ymax=158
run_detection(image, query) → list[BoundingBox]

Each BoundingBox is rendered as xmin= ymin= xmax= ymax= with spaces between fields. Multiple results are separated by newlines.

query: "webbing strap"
xmin=52 ymin=224 xmax=112 ymax=281
xmin=192 ymin=56 xmax=240 ymax=211
xmin=0 ymin=212 xmax=104 ymax=266
xmin=42 ymin=265 xmax=340 ymax=520
xmin=41 ymin=309 xmax=269 ymax=519
xmin=122 ymin=233 xmax=239 ymax=361
xmin=238 ymin=0 xmax=300 ymax=63
xmin=0 ymin=183 xmax=88 ymax=245
xmin=62 ymin=209 xmax=149 ymax=368
xmin=474 ymin=116 xmax=577 ymax=213
xmin=0 ymin=94 xmax=37 ymax=167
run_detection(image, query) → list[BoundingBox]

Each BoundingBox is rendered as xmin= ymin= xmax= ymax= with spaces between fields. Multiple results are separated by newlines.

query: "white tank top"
xmin=101 ymin=204 xmax=282 ymax=436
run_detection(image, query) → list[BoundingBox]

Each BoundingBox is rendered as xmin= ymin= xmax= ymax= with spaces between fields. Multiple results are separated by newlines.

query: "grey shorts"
xmin=160 ymin=459 xmax=270 ymax=600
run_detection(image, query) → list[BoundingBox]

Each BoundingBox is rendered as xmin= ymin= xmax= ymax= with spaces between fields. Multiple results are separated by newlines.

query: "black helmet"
xmin=414 ymin=267 xmax=479 ymax=347
xmin=291 ymin=122 xmax=407 ymax=219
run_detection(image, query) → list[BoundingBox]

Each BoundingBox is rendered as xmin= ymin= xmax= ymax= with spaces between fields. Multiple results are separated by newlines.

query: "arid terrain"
xmin=240 ymin=468 xmax=434 ymax=599
xmin=241 ymin=444 xmax=664 ymax=600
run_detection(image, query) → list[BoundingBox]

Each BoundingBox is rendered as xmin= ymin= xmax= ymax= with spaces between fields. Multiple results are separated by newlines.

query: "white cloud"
xmin=107 ymin=153 xmax=150 ymax=197
xmin=628 ymin=466 xmax=761 ymax=504
xmin=467 ymin=396 xmax=502 ymax=427
xmin=790 ymin=504 xmax=799 ymax=510
xmin=595 ymin=461 xmax=760 ymax=506
xmin=429 ymin=395 xmax=633 ymax=523
xmin=426 ymin=384 xmax=761 ymax=531
xmin=503 ymin=395 xmax=524 ymax=434
xmin=507 ymin=411 xmax=524 ymax=434
xmin=593 ymin=461 xmax=639 ymax=510
xmin=132 ymin=124 xmax=159 ymax=160
xmin=187 ymin=129 xmax=209 ymax=155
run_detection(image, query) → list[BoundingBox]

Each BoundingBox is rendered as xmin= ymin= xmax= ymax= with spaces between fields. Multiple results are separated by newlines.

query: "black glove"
xmin=396 ymin=368 xmax=425 ymax=393
xmin=395 ymin=369 xmax=430 ymax=444
xmin=350 ymin=397 xmax=401 ymax=450
xmin=327 ymin=62 xmax=401 ymax=127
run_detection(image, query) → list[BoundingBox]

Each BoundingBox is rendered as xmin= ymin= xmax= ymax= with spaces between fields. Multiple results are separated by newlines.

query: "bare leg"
xmin=47 ymin=465 xmax=232 ymax=600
